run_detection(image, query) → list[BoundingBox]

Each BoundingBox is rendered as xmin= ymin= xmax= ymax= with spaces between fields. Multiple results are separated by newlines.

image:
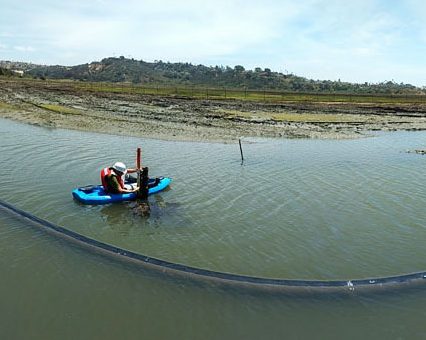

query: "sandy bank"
xmin=1 ymin=78 xmax=426 ymax=142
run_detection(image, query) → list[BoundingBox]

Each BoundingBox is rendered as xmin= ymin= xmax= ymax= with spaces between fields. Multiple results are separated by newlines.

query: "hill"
xmin=1 ymin=57 xmax=423 ymax=94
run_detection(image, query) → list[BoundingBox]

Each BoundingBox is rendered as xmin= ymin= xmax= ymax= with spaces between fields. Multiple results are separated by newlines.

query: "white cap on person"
xmin=112 ymin=162 xmax=127 ymax=174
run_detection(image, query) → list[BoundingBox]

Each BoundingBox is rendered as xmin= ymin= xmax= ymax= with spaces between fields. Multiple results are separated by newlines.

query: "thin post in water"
xmin=239 ymin=138 xmax=244 ymax=164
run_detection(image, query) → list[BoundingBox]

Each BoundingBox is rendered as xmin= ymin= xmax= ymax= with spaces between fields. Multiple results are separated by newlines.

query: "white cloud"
xmin=13 ymin=45 xmax=35 ymax=52
xmin=23 ymin=0 xmax=313 ymax=64
xmin=1 ymin=0 xmax=426 ymax=85
xmin=0 ymin=32 xmax=14 ymax=38
xmin=252 ymin=0 xmax=424 ymax=84
xmin=403 ymin=1 xmax=426 ymax=43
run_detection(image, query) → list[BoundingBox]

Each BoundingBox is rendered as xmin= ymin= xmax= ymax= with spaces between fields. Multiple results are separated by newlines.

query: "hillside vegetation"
xmin=0 ymin=67 xmax=16 ymax=77
xmin=1 ymin=56 xmax=424 ymax=95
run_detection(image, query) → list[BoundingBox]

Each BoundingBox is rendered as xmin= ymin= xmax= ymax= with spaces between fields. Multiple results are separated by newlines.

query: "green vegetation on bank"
xmin=73 ymin=82 xmax=426 ymax=104
xmin=2 ymin=76 xmax=426 ymax=105
xmin=74 ymin=80 xmax=426 ymax=104
xmin=218 ymin=108 xmax=372 ymax=123
xmin=0 ymin=100 xmax=20 ymax=110
xmin=38 ymin=104 xmax=82 ymax=115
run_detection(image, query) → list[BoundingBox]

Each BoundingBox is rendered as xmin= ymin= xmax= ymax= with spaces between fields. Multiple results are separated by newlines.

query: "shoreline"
xmin=1 ymin=78 xmax=426 ymax=143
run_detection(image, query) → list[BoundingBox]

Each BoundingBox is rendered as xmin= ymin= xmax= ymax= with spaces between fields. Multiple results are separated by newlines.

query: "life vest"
xmin=100 ymin=167 xmax=125 ymax=192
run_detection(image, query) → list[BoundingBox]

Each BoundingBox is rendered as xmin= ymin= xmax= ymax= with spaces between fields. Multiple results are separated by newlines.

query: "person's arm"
xmin=110 ymin=175 xmax=139 ymax=193
xmin=118 ymin=177 xmax=139 ymax=193
xmin=127 ymin=166 xmax=148 ymax=174
xmin=120 ymin=186 xmax=139 ymax=193
xmin=120 ymin=182 xmax=139 ymax=193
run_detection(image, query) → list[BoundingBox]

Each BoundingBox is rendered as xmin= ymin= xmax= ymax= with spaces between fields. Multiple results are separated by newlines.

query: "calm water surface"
xmin=1 ymin=118 xmax=426 ymax=339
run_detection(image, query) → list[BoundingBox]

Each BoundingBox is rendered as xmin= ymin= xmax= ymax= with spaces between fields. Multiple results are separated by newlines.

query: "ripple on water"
xmin=1 ymin=120 xmax=426 ymax=279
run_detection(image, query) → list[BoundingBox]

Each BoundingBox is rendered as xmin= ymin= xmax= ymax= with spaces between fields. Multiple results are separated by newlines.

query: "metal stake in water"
xmin=239 ymin=138 xmax=244 ymax=164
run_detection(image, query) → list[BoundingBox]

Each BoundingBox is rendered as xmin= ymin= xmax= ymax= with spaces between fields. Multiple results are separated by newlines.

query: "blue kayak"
xmin=72 ymin=177 xmax=171 ymax=205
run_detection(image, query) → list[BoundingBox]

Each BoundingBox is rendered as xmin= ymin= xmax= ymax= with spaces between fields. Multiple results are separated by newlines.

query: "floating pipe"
xmin=1 ymin=198 xmax=426 ymax=295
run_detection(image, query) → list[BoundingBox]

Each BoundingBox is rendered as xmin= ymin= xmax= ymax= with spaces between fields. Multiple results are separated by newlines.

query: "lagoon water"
xmin=1 ymin=118 xmax=426 ymax=338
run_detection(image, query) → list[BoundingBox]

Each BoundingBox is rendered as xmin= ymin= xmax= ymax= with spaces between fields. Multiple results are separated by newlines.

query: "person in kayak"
xmin=100 ymin=162 xmax=139 ymax=194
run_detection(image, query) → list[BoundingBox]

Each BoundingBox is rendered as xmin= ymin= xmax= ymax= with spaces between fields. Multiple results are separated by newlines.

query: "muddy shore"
xmin=1 ymin=78 xmax=426 ymax=142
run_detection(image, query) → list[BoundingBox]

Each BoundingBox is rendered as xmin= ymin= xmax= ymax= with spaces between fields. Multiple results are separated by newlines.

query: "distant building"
xmin=13 ymin=70 xmax=24 ymax=77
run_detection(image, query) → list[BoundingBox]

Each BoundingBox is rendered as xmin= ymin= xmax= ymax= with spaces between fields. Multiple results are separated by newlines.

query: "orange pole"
xmin=136 ymin=147 xmax=141 ymax=189
xmin=136 ymin=147 xmax=141 ymax=169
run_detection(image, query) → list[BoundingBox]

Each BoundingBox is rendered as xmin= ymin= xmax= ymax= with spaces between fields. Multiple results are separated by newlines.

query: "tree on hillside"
xmin=234 ymin=65 xmax=245 ymax=73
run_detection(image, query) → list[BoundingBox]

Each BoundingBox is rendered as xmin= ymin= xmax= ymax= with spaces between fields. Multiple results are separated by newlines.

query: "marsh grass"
xmin=221 ymin=109 xmax=370 ymax=123
xmin=270 ymin=113 xmax=368 ymax=123
xmin=3 ymin=77 xmax=426 ymax=105
xmin=0 ymin=101 xmax=20 ymax=110
xmin=75 ymin=82 xmax=426 ymax=105
xmin=39 ymin=104 xmax=82 ymax=115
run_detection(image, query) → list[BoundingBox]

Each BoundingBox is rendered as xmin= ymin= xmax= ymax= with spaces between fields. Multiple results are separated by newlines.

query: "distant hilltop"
xmin=0 ymin=57 xmax=424 ymax=94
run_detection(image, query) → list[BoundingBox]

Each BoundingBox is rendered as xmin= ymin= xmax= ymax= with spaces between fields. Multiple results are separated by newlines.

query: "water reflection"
xmin=99 ymin=194 xmax=183 ymax=232
xmin=130 ymin=200 xmax=151 ymax=218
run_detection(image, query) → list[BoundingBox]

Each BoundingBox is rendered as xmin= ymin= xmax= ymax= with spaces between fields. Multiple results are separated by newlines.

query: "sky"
xmin=1 ymin=0 xmax=425 ymax=86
